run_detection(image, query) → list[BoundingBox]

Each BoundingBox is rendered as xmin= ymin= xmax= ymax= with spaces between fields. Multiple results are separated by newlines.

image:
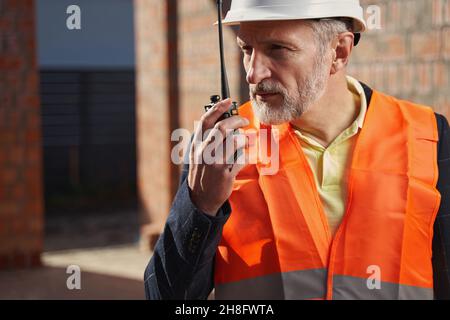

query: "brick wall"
xmin=134 ymin=0 xmax=172 ymax=248
xmin=178 ymin=0 xmax=244 ymax=129
xmin=136 ymin=0 xmax=244 ymax=249
xmin=348 ymin=0 xmax=450 ymax=119
xmin=0 ymin=0 xmax=44 ymax=269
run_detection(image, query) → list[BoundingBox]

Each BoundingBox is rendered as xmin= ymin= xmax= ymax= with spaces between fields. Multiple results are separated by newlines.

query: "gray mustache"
xmin=250 ymin=82 xmax=284 ymax=96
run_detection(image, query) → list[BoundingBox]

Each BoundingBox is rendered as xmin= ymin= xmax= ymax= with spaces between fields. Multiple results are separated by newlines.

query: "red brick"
xmin=0 ymin=56 xmax=22 ymax=70
xmin=359 ymin=65 xmax=372 ymax=86
xmin=11 ymin=219 xmax=27 ymax=234
xmin=434 ymin=96 xmax=450 ymax=117
xmin=26 ymin=72 xmax=39 ymax=92
xmin=443 ymin=27 xmax=450 ymax=60
xmin=386 ymin=64 xmax=399 ymax=95
xmin=10 ymin=184 xmax=25 ymax=201
xmin=399 ymin=63 xmax=412 ymax=95
xmin=17 ymin=18 xmax=34 ymax=34
xmin=0 ymin=147 xmax=7 ymax=166
xmin=8 ymin=145 xmax=25 ymax=164
xmin=17 ymin=94 xmax=40 ymax=110
xmin=386 ymin=1 xmax=401 ymax=31
xmin=7 ymin=110 xmax=21 ymax=128
xmin=373 ymin=64 xmax=385 ymax=90
xmin=5 ymin=35 xmax=21 ymax=55
xmin=352 ymin=36 xmax=378 ymax=62
xmin=0 ymin=201 xmax=21 ymax=217
xmin=0 ymin=15 xmax=14 ymax=31
xmin=25 ymin=144 xmax=42 ymax=165
xmin=5 ymin=72 xmax=20 ymax=91
xmin=11 ymin=252 xmax=26 ymax=268
xmin=26 ymin=112 xmax=41 ymax=131
xmin=379 ymin=34 xmax=406 ymax=61
xmin=24 ymin=199 xmax=42 ymax=217
xmin=5 ymin=0 xmax=33 ymax=10
xmin=445 ymin=0 xmax=450 ymax=23
xmin=25 ymin=128 xmax=40 ymax=143
xmin=417 ymin=63 xmax=432 ymax=95
xmin=402 ymin=1 xmax=418 ymax=30
xmin=27 ymin=217 xmax=43 ymax=234
xmin=25 ymin=179 xmax=42 ymax=201
xmin=432 ymin=0 xmax=444 ymax=26
xmin=0 ymin=236 xmax=10 ymax=254
xmin=0 ymin=92 xmax=13 ymax=110
xmin=29 ymin=252 xmax=41 ymax=267
xmin=1 ymin=168 xmax=18 ymax=185
xmin=411 ymin=30 xmax=441 ymax=60
xmin=0 ymin=255 xmax=10 ymax=269
xmin=0 ymin=131 xmax=16 ymax=145
xmin=25 ymin=95 xmax=40 ymax=108
xmin=0 ymin=219 xmax=8 ymax=236
xmin=433 ymin=62 xmax=448 ymax=87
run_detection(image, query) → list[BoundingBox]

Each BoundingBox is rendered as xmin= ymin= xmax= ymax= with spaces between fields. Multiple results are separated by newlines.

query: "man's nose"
xmin=245 ymin=52 xmax=271 ymax=85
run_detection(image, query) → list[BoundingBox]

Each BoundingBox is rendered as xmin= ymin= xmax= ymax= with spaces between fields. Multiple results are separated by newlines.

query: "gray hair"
xmin=306 ymin=18 xmax=354 ymax=55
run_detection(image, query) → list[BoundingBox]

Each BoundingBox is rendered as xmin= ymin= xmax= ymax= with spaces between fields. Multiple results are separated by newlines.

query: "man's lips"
xmin=255 ymin=92 xmax=278 ymax=98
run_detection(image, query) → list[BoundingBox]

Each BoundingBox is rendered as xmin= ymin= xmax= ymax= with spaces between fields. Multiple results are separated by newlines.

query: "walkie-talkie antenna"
xmin=217 ymin=0 xmax=230 ymax=99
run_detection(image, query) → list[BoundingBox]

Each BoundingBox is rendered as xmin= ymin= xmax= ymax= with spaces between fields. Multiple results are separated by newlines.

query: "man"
xmin=144 ymin=0 xmax=450 ymax=299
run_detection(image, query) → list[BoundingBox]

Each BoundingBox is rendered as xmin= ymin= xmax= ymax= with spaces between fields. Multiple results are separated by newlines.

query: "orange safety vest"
xmin=214 ymin=90 xmax=441 ymax=300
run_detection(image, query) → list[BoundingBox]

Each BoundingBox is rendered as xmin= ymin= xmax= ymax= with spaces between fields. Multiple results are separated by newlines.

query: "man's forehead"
xmin=236 ymin=20 xmax=312 ymax=45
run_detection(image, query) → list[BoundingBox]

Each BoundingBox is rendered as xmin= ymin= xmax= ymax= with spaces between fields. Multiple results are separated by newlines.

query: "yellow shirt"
xmin=292 ymin=76 xmax=367 ymax=236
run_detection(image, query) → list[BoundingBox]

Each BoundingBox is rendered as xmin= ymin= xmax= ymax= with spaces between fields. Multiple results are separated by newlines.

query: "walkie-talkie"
xmin=204 ymin=0 xmax=243 ymax=167
xmin=204 ymin=0 xmax=239 ymax=121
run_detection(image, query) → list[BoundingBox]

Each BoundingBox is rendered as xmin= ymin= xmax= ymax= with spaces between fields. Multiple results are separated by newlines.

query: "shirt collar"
xmin=346 ymin=75 xmax=367 ymax=130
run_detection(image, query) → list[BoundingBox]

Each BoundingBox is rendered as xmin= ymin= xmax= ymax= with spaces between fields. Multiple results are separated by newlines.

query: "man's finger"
xmin=201 ymin=98 xmax=233 ymax=129
xmin=193 ymin=98 xmax=232 ymax=144
xmin=228 ymin=145 xmax=249 ymax=176
xmin=205 ymin=115 xmax=249 ymax=146
xmin=223 ymin=133 xmax=247 ymax=165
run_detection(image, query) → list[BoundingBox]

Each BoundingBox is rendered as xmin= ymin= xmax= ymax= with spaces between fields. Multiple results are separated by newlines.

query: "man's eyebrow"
xmin=237 ymin=38 xmax=297 ymax=48
xmin=260 ymin=39 xmax=297 ymax=47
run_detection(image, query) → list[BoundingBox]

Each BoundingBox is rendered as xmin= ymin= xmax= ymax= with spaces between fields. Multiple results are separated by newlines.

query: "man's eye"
xmin=271 ymin=44 xmax=286 ymax=50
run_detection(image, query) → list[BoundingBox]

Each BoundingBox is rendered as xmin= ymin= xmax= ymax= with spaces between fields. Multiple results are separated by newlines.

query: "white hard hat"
xmin=221 ymin=0 xmax=366 ymax=33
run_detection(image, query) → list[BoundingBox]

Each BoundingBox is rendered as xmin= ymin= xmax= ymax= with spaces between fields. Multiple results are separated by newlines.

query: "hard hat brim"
xmin=219 ymin=16 xmax=366 ymax=33
xmin=215 ymin=1 xmax=367 ymax=33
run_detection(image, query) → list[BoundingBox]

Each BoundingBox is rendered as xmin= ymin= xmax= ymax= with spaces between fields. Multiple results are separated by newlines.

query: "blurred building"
xmin=36 ymin=0 xmax=137 ymax=214
xmin=1 ymin=0 xmax=138 ymax=269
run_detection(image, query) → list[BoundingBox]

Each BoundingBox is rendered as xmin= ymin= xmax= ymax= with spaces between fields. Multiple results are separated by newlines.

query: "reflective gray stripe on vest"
xmin=215 ymin=270 xmax=433 ymax=300
xmin=332 ymin=275 xmax=434 ymax=300
xmin=215 ymin=268 xmax=327 ymax=300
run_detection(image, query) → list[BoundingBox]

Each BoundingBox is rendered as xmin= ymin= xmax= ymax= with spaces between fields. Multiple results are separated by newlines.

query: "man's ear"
xmin=330 ymin=32 xmax=354 ymax=75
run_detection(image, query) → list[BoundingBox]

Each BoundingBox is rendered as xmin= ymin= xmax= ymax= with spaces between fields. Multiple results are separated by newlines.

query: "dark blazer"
xmin=144 ymin=83 xmax=450 ymax=300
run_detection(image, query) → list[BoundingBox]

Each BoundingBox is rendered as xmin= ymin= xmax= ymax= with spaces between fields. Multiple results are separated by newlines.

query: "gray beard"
xmin=250 ymin=57 xmax=328 ymax=125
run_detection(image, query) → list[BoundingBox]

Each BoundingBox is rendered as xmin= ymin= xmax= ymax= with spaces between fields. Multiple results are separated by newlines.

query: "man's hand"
xmin=188 ymin=98 xmax=249 ymax=216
